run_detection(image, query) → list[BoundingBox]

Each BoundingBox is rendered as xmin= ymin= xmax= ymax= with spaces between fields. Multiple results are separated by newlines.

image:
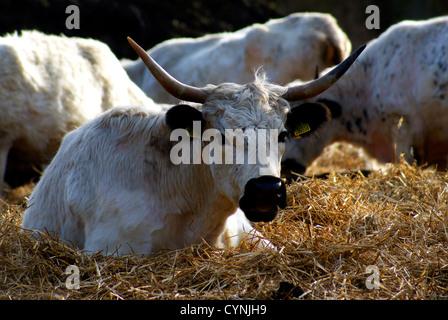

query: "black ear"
xmin=285 ymin=102 xmax=331 ymax=139
xmin=165 ymin=104 xmax=205 ymax=135
xmin=317 ymin=99 xmax=342 ymax=118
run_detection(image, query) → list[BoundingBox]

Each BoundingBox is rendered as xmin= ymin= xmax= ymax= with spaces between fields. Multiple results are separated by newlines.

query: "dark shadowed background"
xmin=1 ymin=0 xmax=447 ymax=60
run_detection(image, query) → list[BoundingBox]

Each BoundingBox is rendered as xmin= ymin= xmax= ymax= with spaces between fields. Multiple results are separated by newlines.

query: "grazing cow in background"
xmin=121 ymin=12 xmax=351 ymax=103
xmin=22 ymin=38 xmax=365 ymax=256
xmin=281 ymin=16 xmax=448 ymax=176
xmin=0 ymin=30 xmax=159 ymax=192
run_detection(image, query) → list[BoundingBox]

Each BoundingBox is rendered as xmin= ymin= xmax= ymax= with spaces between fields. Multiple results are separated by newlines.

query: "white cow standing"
xmin=22 ymin=38 xmax=365 ymax=256
xmin=281 ymin=16 xmax=448 ymax=175
xmin=122 ymin=12 xmax=351 ymax=103
xmin=0 ymin=30 xmax=159 ymax=192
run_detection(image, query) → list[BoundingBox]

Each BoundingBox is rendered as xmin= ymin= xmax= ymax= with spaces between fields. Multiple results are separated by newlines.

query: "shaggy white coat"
xmin=0 ymin=30 xmax=159 ymax=191
xmin=22 ymin=74 xmax=287 ymax=256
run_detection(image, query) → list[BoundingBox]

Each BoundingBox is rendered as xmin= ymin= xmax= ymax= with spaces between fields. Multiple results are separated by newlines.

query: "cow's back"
xmin=123 ymin=12 xmax=351 ymax=104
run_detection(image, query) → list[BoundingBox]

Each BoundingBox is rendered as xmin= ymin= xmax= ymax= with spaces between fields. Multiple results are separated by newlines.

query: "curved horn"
xmin=282 ymin=44 xmax=366 ymax=101
xmin=127 ymin=37 xmax=209 ymax=104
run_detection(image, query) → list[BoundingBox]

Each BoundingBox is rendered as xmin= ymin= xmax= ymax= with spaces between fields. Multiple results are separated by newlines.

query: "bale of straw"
xmin=1 ymin=159 xmax=447 ymax=299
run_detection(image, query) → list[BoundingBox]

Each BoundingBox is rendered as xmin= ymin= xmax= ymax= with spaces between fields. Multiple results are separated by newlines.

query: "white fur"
xmin=122 ymin=12 xmax=351 ymax=103
xmin=0 ymin=30 xmax=160 ymax=192
xmin=22 ymin=74 xmax=287 ymax=256
xmin=284 ymin=16 xmax=448 ymax=169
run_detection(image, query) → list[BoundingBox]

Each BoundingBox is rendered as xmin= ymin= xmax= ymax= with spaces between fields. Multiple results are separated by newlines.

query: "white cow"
xmin=122 ymin=12 xmax=351 ymax=103
xmin=21 ymin=38 xmax=364 ymax=256
xmin=0 ymin=30 xmax=159 ymax=192
xmin=281 ymin=16 xmax=448 ymax=175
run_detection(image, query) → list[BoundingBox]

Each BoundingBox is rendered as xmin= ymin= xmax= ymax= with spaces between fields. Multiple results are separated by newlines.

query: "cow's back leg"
xmin=82 ymin=205 xmax=154 ymax=256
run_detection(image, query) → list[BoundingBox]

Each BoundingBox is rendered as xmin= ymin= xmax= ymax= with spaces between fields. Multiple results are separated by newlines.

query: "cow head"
xmin=128 ymin=37 xmax=365 ymax=222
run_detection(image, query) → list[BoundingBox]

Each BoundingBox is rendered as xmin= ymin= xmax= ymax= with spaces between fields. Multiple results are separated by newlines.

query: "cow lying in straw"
xmin=22 ymin=38 xmax=365 ymax=255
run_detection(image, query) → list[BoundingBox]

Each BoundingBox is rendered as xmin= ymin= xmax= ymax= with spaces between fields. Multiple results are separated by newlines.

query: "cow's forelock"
xmin=202 ymin=71 xmax=289 ymax=130
xmin=199 ymin=72 xmax=289 ymax=205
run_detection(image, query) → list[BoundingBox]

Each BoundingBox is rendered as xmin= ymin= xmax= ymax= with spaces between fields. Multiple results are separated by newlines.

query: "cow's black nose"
xmin=281 ymin=159 xmax=306 ymax=178
xmin=239 ymin=176 xmax=287 ymax=222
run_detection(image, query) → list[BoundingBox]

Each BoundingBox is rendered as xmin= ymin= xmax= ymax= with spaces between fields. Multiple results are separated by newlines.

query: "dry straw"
xmin=1 ymin=144 xmax=447 ymax=299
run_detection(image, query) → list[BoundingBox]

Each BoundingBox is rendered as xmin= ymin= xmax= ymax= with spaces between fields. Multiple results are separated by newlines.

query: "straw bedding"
xmin=1 ymin=143 xmax=447 ymax=300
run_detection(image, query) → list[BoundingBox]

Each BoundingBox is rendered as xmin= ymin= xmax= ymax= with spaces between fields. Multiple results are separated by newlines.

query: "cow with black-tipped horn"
xmin=22 ymin=37 xmax=365 ymax=256
xmin=282 ymin=16 xmax=448 ymax=175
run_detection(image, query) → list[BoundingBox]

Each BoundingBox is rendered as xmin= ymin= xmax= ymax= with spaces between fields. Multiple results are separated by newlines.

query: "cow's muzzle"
xmin=239 ymin=176 xmax=287 ymax=223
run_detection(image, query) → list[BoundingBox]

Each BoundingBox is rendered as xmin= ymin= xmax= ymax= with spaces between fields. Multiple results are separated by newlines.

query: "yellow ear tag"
xmin=292 ymin=123 xmax=311 ymax=139
xmin=186 ymin=126 xmax=200 ymax=139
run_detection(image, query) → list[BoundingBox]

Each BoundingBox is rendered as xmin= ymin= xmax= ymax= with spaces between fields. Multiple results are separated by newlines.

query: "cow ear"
xmin=165 ymin=104 xmax=205 ymax=136
xmin=317 ymin=99 xmax=342 ymax=118
xmin=285 ymin=102 xmax=331 ymax=139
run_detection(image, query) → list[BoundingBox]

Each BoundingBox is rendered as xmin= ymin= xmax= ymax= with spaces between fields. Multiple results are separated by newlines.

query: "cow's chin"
xmin=239 ymin=201 xmax=278 ymax=223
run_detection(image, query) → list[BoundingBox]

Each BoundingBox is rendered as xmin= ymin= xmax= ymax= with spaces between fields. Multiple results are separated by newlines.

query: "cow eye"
xmin=278 ymin=131 xmax=289 ymax=143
